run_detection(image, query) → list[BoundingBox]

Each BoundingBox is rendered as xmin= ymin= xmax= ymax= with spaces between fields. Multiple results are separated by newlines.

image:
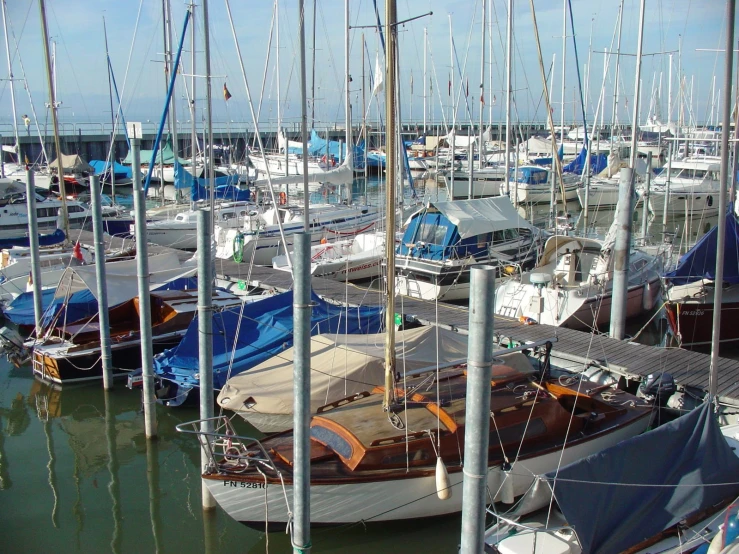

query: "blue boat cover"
xmin=153 ymin=290 xmax=384 ymax=404
xmin=562 ymin=147 xmax=607 ymax=174
xmin=544 ymin=402 xmax=739 ymax=554
xmin=89 ymin=160 xmax=133 ymax=179
xmin=286 ymin=129 xmax=366 ymax=170
xmin=664 ymin=205 xmax=739 ymax=285
xmin=172 ymin=160 xmax=249 ymax=203
xmin=0 ymin=229 xmax=66 ymax=250
xmin=5 ymin=276 xmax=200 ymax=328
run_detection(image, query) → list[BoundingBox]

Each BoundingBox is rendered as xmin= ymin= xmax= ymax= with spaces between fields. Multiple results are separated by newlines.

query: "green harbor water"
xmin=0 ymin=176 xmax=723 ymax=552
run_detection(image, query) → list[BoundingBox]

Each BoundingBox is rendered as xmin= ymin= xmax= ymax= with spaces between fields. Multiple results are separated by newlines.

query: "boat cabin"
xmin=398 ymin=197 xmax=535 ymax=262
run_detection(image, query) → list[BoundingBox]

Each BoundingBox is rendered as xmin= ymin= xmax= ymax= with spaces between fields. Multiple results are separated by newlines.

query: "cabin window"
xmin=310 ymin=426 xmax=352 ymax=459
xmin=493 ymin=230 xmax=505 ymax=244
xmin=68 ymin=205 xmax=84 ymax=214
xmin=477 ymin=232 xmax=492 ymax=248
xmin=504 ymin=228 xmax=519 ymax=240
xmin=692 ymin=169 xmax=707 ymax=179
xmin=222 ymin=212 xmax=235 ymax=221
xmin=416 ymin=221 xmax=448 ymax=245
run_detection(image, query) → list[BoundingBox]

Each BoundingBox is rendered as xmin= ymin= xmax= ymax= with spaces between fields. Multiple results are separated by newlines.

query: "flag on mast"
xmin=223 ymin=83 xmax=232 ymax=101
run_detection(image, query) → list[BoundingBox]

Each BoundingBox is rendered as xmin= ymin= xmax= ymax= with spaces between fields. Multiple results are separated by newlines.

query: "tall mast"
xmin=202 ymin=0 xmax=214 ymax=219
xmin=165 ymin=0 xmax=179 ymax=164
xmin=38 ymin=0 xmax=69 ymax=239
xmin=1 ymin=0 xmax=20 ymax=165
xmin=560 ymin=0 xmax=566 ymax=143
xmin=275 ymin=0 xmax=281 ymax=137
xmin=189 ymin=1 xmax=196 ymax=202
xmin=423 ymin=27 xmax=427 ymax=135
xmin=449 ymin=15 xmax=454 ymax=127
xmin=503 ymin=0 xmax=513 ymax=194
xmin=344 ymin=0 xmax=351 ymax=161
xmin=383 ymin=0 xmax=398 ymax=411
xmin=310 ymin=0 xmax=317 ymax=128
xmin=478 ymin=0 xmax=486 ymax=170
xmin=103 ymin=16 xmax=116 ymax=203
xmin=709 ymin=0 xmax=736 ymax=400
xmin=610 ymin=0 xmax=624 ymax=152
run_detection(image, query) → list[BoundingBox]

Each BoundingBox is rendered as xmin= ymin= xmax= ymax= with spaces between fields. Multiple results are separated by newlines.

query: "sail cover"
xmin=537 ymin=402 xmax=739 ymax=554
xmin=664 ymin=205 xmax=739 ymax=285
xmin=216 ymin=326 xmax=469 ymax=417
xmin=153 ymin=290 xmax=384 ymax=405
xmin=48 ymin=154 xmax=94 ymax=174
xmin=431 ymin=197 xmax=535 ymax=239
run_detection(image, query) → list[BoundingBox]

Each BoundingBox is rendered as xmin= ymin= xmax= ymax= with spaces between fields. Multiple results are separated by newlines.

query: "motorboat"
xmin=395 ymin=196 xmax=545 ymax=301
xmin=272 ymin=231 xmax=392 ymax=282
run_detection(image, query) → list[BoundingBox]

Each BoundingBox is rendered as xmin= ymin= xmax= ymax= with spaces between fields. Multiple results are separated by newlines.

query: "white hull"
xmin=203 ymin=415 xmax=649 ymax=525
xmin=396 ymin=274 xmax=471 ymax=301
xmin=250 ymin=153 xmax=327 ymax=177
xmin=576 ymin=183 xmax=621 ymax=208
xmin=648 ymin=189 xmax=720 ymax=216
xmin=504 ymin=182 xmax=580 ymax=204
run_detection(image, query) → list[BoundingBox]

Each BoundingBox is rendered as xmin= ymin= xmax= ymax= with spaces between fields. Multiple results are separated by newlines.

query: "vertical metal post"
xmin=292 ymin=232 xmax=312 ymax=553
xmin=662 ymin=142 xmax=673 ymax=228
xmin=709 ymin=0 xmax=736 ymax=400
xmin=132 ymin=138 xmax=157 ymax=438
xmin=459 ymin=266 xmax=496 ymax=554
xmin=90 ymin=174 xmax=113 ymax=388
xmin=640 ymin=152 xmax=652 ymax=242
xmin=197 ymin=208 xmax=216 ymax=509
xmin=609 ymin=167 xmax=635 ymax=340
xmin=24 ymin=169 xmax=43 ymax=336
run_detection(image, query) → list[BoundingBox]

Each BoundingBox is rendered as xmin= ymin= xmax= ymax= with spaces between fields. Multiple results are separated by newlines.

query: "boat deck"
xmin=73 ymin=230 xmax=739 ymax=407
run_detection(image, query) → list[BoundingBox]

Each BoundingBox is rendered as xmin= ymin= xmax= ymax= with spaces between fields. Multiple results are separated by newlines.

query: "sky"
xmin=0 ymin=0 xmax=733 ymax=137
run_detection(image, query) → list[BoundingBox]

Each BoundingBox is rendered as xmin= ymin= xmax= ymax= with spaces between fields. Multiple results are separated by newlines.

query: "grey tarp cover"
xmin=48 ymin=153 xmax=94 ymax=174
xmin=546 ymin=402 xmax=739 ymax=554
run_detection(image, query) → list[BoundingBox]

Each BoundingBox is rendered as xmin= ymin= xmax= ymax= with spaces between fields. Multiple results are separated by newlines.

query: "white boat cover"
xmin=430 ymin=196 xmax=535 ymax=239
xmin=53 ymin=251 xmax=197 ymax=306
xmin=252 ymin=152 xmax=354 ymax=188
xmin=217 ymin=325 xmax=469 ymax=417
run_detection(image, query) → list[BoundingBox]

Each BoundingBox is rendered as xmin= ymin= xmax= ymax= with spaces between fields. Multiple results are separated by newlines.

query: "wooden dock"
xmin=213 ymin=254 xmax=739 ymax=407
xmin=73 ymin=229 xmax=739 ymax=407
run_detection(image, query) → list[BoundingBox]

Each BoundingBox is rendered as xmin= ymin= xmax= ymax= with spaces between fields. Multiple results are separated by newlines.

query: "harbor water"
xmin=0 ymin=175 xmax=723 ymax=552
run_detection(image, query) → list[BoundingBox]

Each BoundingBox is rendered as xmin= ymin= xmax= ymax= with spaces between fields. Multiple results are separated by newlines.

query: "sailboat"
xmin=176 ymin=0 xmax=654 ymax=528
xmin=494 ymin=194 xmax=666 ymax=330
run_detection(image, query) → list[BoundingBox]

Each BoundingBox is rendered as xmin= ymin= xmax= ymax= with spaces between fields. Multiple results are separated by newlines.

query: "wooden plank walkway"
xmin=76 ymin=231 xmax=739 ymax=407
xmin=213 ymin=255 xmax=739 ymax=406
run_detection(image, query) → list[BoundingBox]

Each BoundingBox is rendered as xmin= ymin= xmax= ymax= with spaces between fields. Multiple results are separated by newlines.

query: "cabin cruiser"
xmin=501 ymin=166 xmax=580 ymax=204
xmin=137 ymin=201 xmax=258 ymax=250
xmin=272 ymin=230 xmax=393 ymax=282
xmin=395 ymin=197 xmax=545 ymax=301
xmin=645 ymin=157 xmax=721 ymax=217
xmin=0 ymin=191 xmax=89 ymax=240
xmin=216 ymin=202 xmax=382 ymax=266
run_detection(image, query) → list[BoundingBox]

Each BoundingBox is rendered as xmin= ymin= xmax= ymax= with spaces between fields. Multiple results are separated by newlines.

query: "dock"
xmin=72 ymin=229 xmax=739 ymax=408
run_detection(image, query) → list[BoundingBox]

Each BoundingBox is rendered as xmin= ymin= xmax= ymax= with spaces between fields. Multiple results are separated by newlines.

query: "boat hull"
xmin=32 ymin=334 xmax=184 ymax=384
xmin=664 ymin=299 xmax=739 ymax=348
xmin=202 ymin=414 xmax=649 ymax=525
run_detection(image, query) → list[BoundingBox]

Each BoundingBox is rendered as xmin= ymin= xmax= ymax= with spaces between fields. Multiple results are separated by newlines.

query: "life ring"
xmin=279 ymin=191 xmax=287 ymax=205
xmin=233 ymin=232 xmax=245 ymax=263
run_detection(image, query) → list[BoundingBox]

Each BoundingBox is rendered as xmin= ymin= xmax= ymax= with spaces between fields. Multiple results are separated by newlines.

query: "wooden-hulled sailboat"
xmin=177 ymin=0 xmax=654 ymax=528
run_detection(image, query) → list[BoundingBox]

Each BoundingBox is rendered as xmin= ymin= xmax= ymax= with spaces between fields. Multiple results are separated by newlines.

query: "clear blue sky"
xmin=0 ymin=0 xmax=731 ymax=133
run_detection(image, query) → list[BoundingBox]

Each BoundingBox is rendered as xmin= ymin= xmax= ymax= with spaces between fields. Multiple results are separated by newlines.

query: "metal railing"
xmin=175 ymin=415 xmax=282 ymax=476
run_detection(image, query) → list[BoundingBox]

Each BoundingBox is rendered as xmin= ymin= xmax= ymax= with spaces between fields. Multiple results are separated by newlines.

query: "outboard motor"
xmin=0 ymin=326 xmax=30 ymax=367
xmin=637 ymin=372 xmax=676 ymax=407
